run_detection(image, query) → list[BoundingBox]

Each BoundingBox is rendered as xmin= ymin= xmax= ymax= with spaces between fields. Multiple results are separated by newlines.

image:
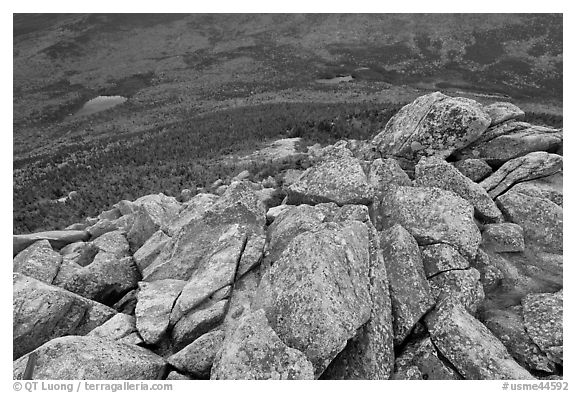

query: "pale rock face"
xmin=420 ymin=243 xmax=469 ymax=278
xmin=126 ymin=193 xmax=182 ymax=252
xmin=481 ymin=223 xmax=525 ymax=253
xmin=453 ymin=159 xmax=493 ymax=182
xmin=286 ymin=146 xmax=374 ymax=206
xmin=265 ymin=204 xmax=292 ymax=224
xmin=91 ymin=229 xmax=130 ymax=256
xmin=13 ymin=239 xmax=62 ymax=284
xmin=168 ymin=330 xmax=224 ymax=377
xmin=264 ymin=204 xmax=326 ymax=265
xmin=232 ymin=169 xmax=250 ymax=182
xmin=321 ymin=225 xmax=394 ymax=380
xmin=165 ymin=193 xmax=219 ymax=236
xmin=87 ymin=215 xmax=133 ymax=239
xmin=508 ymin=172 xmax=562 ymax=207
xmin=428 ymin=268 xmax=485 ymax=314
xmin=393 ymin=336 xmax=461 ymax=380
xmin=211 ymin=310 xmax=314 ymax=380
xmin=255 ymin=221 xmax=372 ymax=376
xmin=425 ymin=297 xmax=535 ymax=380
xmin=171 ymin=299 xmax=228 ymax=351
xmin=483 ymin=102 xmax=525 ymax=126
xmin=480 ymin=151 xmax=562 ymax=199
xmin=143 ymin=182 xmax=266 ymax=286
xmin=133 ymin=230 xmax=171 ymax=272
xmin=60 ymin=241 xmax=99 ymax=267
xmin=135 ymin=279 xmax=187 ymax=344
xmin=143 ymin=222 xmax=245 ymax=282
xmin=472 ymin=245 xmax=562 ymax=312
xmin=53 ymin=230 xmax=140 ymax=305
xmin=166 ymin=371 xmax=190 ymax=380
xmin=481 ymin=306 xmax=556 ymax=373
xmin=377 ymin=185 xmax=481 ymax=260
xmin=179 ymin=187 xmax=197 ymax=202
xmin=496 ymin=190 xmax=562 ymax=254
xmin=52 ymin=251 xmax=140 ymax=305
xmin=380 ymin=224 xmax=435 ymax=346
xmin=522 ymin=290 xmax=563 ymax=365
xmin=414 ymin=156 xmax=503 ymax=223
xmin=455 ymin=121 xmax=561 ymax=165
xmin=13 ymin=336 xmax=166 ymax=380
xmin=88 ymin=313 xmax=142 ymax=345
xmin=368 ymin=157 xmax=412 ymax=195
xmin=13 ymin=230 xmax=90 ymax=256
xmin=372 ymin=92 xmax=491 ymax=161
xmin=220 ymin=268 xmax=261 ymax=337
xmin=13 ymin=273 xmax=116 ymax=359
xmin=168 ymin=223 xmax=245 ymax=323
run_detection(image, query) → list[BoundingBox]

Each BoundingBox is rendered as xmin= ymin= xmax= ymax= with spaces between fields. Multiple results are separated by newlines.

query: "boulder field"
xmin=13 ymin=92 xmax=563 ymax=380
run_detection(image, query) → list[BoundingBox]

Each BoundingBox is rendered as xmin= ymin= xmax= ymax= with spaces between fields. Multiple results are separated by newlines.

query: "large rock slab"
xmin=91 ymin=229 xmax=130 ymax=257
xmin=377 ymin=186 xmax=481 ymax=260
xmin=264 ymin=204 xmax=325 ymax=265
xmin=164 ymin=193 xmax=219 ymax=236
xmin=453 ymin=158 xmax=493 ymax=182
xmin=473 ymin=247 xmax=562 ymax=310
xmin=13 ymin=273 xmax=116 ymax=359
xmin=13 ymin=336 xmax=166 ymax=380
xmin=133 ymin=230 xmax=171 ymax=272
xmin=143 ymin=222 xmax=245 ymax=283
xmin=13 ymin=240 xmax=62 ymax=284
xmin=428 ymin=268 xmax=485 ymax=314
xmin=286 ymin=146 xmax=373 ymax=206
xmin=321 ymin=226 xmax=394 ymax=379
xmin=255 ymin=221 xmax=371 ymax=375
xmin=420 ymin=244 xmax=469 ymax=278
xmin=496 ymin=190 xmax=562 ymax=253
xmin=211 ymin=310 xmax=314 ymax=380
xmin=53 ymin=252 xmax=140 ymax=305
xmin=135 ymin=280 xmax=186 ymax=344
xmin=87 ymin=313 xmax=142 ymax=345
xmin=522 ymin=291 xmax=563 ymax=365
xmin=393 ymin=336 xmax=461 ymax=380
xmin=483 ymin=102 xmax=525 ymax=126
xmin=415 ymin=156 xmax=503 ymax=222
xmin=60 ymin=241 xmax=99 ymax=267
xmin=171 ymin=299 xmax=228 ymax=351
xmin=381 ymin=224 xmax=435 ymax=346
xmin=368 ymin=157 xmax=412 ymax=196
xmin=220 ymin=269 xmax=260 ymax=337
xmin=480 ymin=152 xmax=562 ymax=198
xmin=237 ymin=232 xmax=266 ymax=278
xmin=372 ymin=92 xmax=491 ymax=161
xmin=509 ymin=172 xmax=562 ymax=207
xmin=481 ymin=306 xmax=556 ymax=373
xmin=456 ymin=121 xmax=561 ymax=165
xmin=168 ymin=330 xmax=224 ymax=378
xmin=126 ymin=193 xmax=182 ymax=252
xmin=425 ymin=297 xmax=534 ymax=380
xmin=14 ymin=230 xmax=89 ymax=256
xmin=482 ymin=223 xmax=525 ymax=253
xmin=143 ymin=182 xmax=265 ymax=283
xmin=169 ymin=224 xmax=245 ymax=323
xmin=86 ymin=215 xmax=134 ymax=239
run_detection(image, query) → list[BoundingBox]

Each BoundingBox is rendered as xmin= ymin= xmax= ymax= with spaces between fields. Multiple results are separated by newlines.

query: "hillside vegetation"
xmin=13 ymin=14 xmax=563 ymax=233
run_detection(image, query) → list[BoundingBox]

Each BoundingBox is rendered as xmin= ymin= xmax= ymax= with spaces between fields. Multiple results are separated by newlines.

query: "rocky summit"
xmin=12 ymin=92 xmax=563 ymax=380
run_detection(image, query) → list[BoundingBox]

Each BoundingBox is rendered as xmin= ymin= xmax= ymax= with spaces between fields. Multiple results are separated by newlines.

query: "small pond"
xmin=315 ymin=75 xmax=355 ymax=84
xmin=74 ymin=95 xmax=127 ymax=117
